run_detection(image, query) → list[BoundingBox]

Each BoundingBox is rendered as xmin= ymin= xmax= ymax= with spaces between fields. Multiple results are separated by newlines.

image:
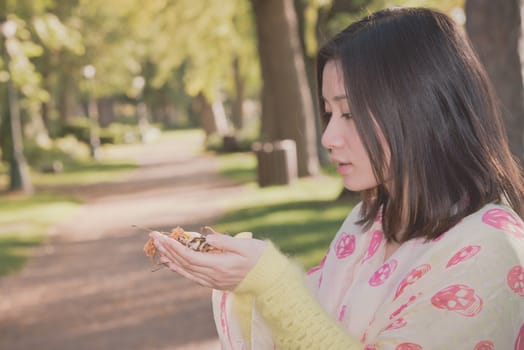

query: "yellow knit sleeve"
xmin=234 ymin=242 xmax=363 ymax=350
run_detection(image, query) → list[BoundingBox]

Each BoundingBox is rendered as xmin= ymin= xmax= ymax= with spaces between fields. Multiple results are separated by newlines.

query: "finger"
xmin=156 ymin=234 xmax=226 ymax=269
xmin=234 ymin=231 xmax=253 ymax=238
xmin=153 ymin=233 xmax=257 ymax=288
xmin=154 ymin=234 xmax=193 ymax=258
xmin=157 ymin=247 xmax=213 ymax=277
xmin=205 ymin=233 xmax=255 ymax=255
xmin=157 ymin=240 xmax=242 ymax=287
xmin=158 ymin=256 xmax=170 ymax=264
xmin=149 ymin=231 xmax=164 ymax=239
xmin=155 ymin=237 xmax=218 ymax=274
xmin=155 ymin=235 xmax=257 ymax=290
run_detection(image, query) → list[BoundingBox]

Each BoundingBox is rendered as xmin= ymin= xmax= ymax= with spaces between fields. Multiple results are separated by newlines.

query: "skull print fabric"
xmin=212 ymin=202 xmax=524 ymax=349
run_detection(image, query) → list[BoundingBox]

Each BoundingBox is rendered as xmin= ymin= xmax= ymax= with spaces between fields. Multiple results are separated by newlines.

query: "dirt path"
xmin=0 ymin=133 xmax=245 ymax=350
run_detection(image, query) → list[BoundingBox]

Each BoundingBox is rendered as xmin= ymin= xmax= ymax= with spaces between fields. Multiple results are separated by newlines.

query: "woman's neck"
xmin=384 ymin=240 xmax=401 ymax=261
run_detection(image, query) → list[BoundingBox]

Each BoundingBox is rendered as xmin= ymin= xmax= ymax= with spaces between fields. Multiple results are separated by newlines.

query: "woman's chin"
xmin=343 ymin=180 xmax=376 ymax=192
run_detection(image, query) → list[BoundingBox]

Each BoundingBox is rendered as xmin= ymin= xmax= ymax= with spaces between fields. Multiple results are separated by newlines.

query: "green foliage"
xmin=99 ymin=123 xmax=141 ymax=145
xmin=3 ymin=0 xmax=56 ymax=17
xmin=21 ymin=133 xmax=138 ymax=186
xmin=24 ymin=139 xmax=78 ymax=169
xmin=384 ymin=0 xmax=464 ymax=12
xmin=143 ymin=0 xmax=260 ymax=102
xmin=1 ymin=16 xmax=49 ymax=104
xmin=0 ymin=3 xmax=85 ymax=106
xmin=50 ymin=116 xmax=141 ymax=146
xmin=55 ymin=116 xmax=94 ymax=144
xmin=32 ymin=13 xmax=84 ymax=54
xmin=326 ymin=0 xmax=465 ymax=35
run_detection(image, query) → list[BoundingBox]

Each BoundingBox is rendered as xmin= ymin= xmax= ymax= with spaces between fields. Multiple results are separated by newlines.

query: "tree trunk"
xmin=40 ymin=56 xmax=52 ymax=131
xmin=6 ymin=69 xmax=33 ymax=194
xmin=231 ymin=56 xmax=245 ymax=130
xmin=86 ymin=92 xmax=101 ymax=159
xmin=154 ymin=87 xmax=179 ymax=128
xmin=0 ymin=31 xmax=32 ymax=193
xmin=57 ymin=72 xmax=75 ymax=122
xmin=294 ymin=0 xmax=330 ymax=167
xmin=251 ymin=0 xmax=319 ymax=177
xmin=97 ymin=97 xmax=116 ymax=128
xmin=466 ymin=0 xmax=524 ymax=165
xmin=193 ymin=93 xmax=229 ymax=138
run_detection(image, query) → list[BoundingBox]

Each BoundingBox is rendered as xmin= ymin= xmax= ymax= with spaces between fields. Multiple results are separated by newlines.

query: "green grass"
xmin=0 ymin=157 xmax=133 ymax=276
xmin=0 ymin=129 xmax=206 ymax=276
xmin=0 ymin=193 xmax=80 ymax=275
xmin=0 ymin=130 xmax=351 ymax=276
xmin=213 ymin=151 xmax=357 ymax=269
xmin=217 ymin=152 xmax=257 ymax=184
xmin=31 ymin=160 xmax=138 ymax=186
xmin=21 ymin=129 xmax=205 ymax=187
xmin=0 ymin=161 xmax=137 ymax=189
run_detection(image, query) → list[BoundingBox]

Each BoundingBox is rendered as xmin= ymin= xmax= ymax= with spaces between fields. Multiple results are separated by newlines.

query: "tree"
xmin=0 ymin=0 xmax=84 ymax=192
xmin=0 ymin=15 xmax=45 ymax=194
xmin=465 ymin=0 xmax=524 ymax=166
xmin=140 ymin=0 xmax=259 ymax=136
xmin=251 ymin=0 xmax=320 ymax=177
xmin=1 ymin=25 xmax=32 ymax=193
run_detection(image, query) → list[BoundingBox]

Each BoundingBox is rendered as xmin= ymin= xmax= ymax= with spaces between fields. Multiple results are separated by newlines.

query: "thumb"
xmin=234 ymin=231 xmax=253 ymax=239
xmin=206 ymin=232 xmax=254 ymax=254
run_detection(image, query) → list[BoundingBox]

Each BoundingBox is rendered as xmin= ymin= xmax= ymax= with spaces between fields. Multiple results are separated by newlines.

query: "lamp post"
xmin=82 ymin=64 xmax=100 ymax=159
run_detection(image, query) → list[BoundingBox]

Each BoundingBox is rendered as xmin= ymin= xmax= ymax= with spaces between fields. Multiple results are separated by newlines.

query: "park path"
xmin=0 ymin=132 xmax=246 ymax=350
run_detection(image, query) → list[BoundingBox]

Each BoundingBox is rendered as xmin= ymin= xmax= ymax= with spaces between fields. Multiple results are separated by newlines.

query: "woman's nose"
xmin=321 ymin=117 xmax=343 ymax=150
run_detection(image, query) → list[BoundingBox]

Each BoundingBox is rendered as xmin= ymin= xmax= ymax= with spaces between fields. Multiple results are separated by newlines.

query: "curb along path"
xmin=0 ymin=133 xmax=244 ymax=350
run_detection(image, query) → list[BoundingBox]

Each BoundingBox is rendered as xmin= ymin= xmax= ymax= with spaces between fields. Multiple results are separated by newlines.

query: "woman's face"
xmin=321 ymin=60 xmax=380 ymax=191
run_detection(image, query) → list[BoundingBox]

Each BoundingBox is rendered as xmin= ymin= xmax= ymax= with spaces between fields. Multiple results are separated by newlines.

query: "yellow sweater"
xmin=233 ymin=242 xmax=363 ymax=349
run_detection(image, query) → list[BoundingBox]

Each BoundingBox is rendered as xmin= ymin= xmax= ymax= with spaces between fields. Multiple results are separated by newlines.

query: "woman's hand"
xmin=149 ymin=231 xmax=267 ymax=291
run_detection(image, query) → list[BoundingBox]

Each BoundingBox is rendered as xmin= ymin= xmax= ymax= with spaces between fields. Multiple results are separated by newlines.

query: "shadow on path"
xmin=0 ymin=133 xmax=246 ymax=350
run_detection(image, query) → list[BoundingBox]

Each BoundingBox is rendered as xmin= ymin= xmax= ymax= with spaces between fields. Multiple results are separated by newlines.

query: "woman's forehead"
xmin=322 ymin=61 xmax=347 ymax=98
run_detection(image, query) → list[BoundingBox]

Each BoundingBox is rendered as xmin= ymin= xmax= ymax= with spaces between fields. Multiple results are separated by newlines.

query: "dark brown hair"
xmin=317 ymin=7 xmax=524 ymax=242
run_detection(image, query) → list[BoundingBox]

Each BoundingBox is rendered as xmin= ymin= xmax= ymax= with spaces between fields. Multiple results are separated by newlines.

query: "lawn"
xmin=0 ymin=129 xmax=355 ymax=276
xmin=213 ymin=151 xmax=357 ymax=269
xmin=0 ymin=157 xmax=137 ymax=275
xmin=0 ymin=129 xmax=206 ymax=276
xmin=0 ymin=136 xmax=145 ymax=276
xmin=0 ymin=193 xmax=80 ymax=275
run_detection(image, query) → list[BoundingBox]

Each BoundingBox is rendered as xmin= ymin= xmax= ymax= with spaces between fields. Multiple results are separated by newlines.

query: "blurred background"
xmin=0 ymin=0 xmax=522 ymax=349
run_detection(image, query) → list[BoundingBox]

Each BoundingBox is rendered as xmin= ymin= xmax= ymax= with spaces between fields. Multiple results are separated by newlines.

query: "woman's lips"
xmin=337 ymin=162 xmax=352 ymax=174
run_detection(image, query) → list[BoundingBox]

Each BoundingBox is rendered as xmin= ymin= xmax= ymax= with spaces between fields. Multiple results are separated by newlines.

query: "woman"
xmin=150 ymin=7 xmax=524 ymax=349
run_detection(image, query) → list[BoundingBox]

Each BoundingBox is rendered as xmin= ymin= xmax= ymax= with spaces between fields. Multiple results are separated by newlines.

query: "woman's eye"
xmin=322 ymin=111 xmax=352 ymax=122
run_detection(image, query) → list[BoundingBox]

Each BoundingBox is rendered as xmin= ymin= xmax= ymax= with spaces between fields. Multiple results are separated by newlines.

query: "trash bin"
xmin=252 ymin=139 xmax=298 ymax=187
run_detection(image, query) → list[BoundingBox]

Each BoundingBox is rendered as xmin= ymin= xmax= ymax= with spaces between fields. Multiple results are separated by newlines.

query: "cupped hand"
xmin=149 ymin=231 xmax=267 ymax=291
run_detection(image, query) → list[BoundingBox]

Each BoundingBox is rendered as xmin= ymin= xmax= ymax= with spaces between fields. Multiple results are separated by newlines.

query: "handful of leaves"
xmin=143 ymin=225 xmax=223 ymax=262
